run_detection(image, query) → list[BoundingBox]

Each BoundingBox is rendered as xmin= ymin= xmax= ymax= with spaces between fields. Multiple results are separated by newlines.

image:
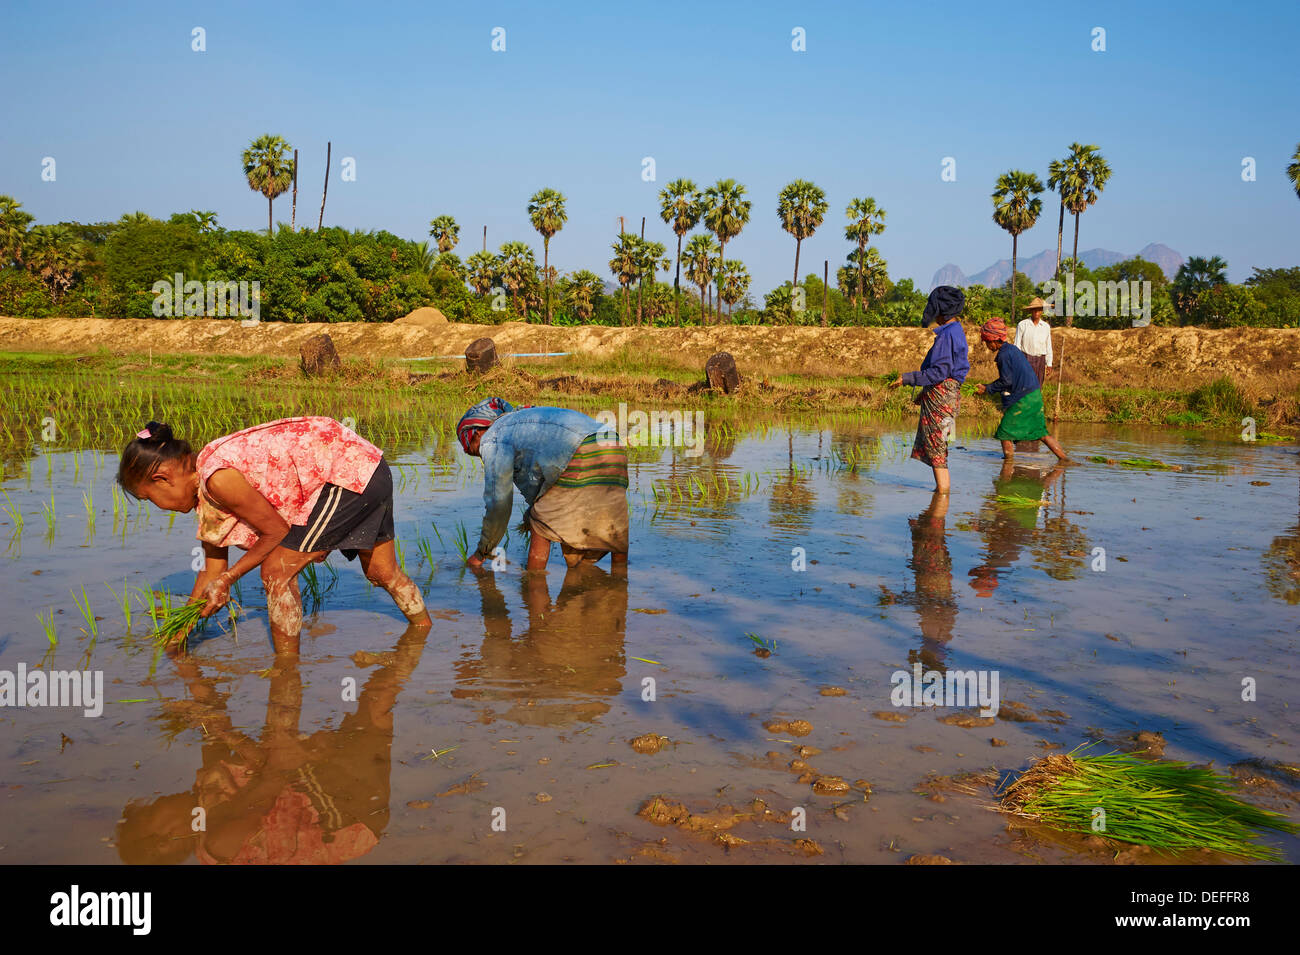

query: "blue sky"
xmin=2 ymin=0 xmax=1297 ymax=293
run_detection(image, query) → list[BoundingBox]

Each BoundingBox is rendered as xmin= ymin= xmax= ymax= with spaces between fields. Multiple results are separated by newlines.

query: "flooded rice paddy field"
xmin=1 ymin=405 xmax=1297 ymax=864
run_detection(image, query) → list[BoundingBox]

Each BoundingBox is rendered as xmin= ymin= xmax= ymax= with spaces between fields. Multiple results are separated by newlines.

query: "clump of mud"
xmin=764 ymin=718 xmax=813 ymax=737
xmin=630 ymin=733 xmax=668 ymax=754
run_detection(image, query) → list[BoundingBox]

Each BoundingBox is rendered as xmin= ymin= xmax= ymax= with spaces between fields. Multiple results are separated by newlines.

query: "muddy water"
xmin=0 ymin=422 xmax=1297 ymax=864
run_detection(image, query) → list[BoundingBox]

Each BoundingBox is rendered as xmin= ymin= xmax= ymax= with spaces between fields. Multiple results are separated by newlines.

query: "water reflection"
xmin=881 ymin=491 xmax=958 ymax=668
xmin=454 ymin=564 xmax=628 ymax=726
xmin=968 ymin=462 xmax=1066 ymax=597
xmin=116 ymin=623 xmax=429 ymax=864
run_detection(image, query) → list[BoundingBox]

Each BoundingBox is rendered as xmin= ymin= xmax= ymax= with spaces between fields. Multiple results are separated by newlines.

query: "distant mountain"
xmin=931 ymin=243 xmax=1183 ymax=290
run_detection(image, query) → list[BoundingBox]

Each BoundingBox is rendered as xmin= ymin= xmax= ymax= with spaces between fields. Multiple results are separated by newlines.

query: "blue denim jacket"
xmin=474 ymin=406 xmax=607 ymax=558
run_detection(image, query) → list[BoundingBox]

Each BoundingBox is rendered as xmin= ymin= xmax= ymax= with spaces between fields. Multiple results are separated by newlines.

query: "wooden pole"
xmin=482 ymin=225 xmax=487 ymax=253
xmin=290 ymin=148 xmax=298 ymax=230
xmin=317 ymin=142 xmax=331 ymax=231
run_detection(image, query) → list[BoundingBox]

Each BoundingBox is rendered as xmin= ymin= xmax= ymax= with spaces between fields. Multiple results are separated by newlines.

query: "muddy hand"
xmin=200 ymin=572 xmax=233 ymax=618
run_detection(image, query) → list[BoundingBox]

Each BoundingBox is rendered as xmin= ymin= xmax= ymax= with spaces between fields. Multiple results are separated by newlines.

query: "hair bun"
xmin=144 ymin=421 xmax=173 ymax=443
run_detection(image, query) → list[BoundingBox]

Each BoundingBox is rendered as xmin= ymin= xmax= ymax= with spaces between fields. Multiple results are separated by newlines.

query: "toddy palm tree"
xmin=682 ymin=234 xmax=720 ymax=326
xmin=565 ymin=269 xmax=604 ymax=322
xmin=465 ymin=250 xmax=499 ymax=300
xmin=845 ymin=246 xmax=889 ymax=317
xmin=190 ymin=210 xmax=219 ymax=234
xmin=24 ymin=225 xmax=86 ymax=304
xmin=1171 ymin=255 xmax=1229 ymax=315
xmin=609 ymin=233 xmax=639 ymax=325
xmin=527 ymin=188 xmax=567 ymax=324
xmin=718 ymin=260 xmax=751 ymax=322
xmin=991 ymin=170 xmax=1045 ymax=315
xmin=632 ymin=237 xmax=666 ymax=325
xmin=778 ymin=180 xmax=828 ymax=286
xmin=497 ymin=241 xmax=536 ymax=319
xmin=844 ymin=198 xmax=886 ymax=313
xmin=241 ymin=135 xmax=295 ymax=235
xmin=659 ymin=178 xmax=702 ymax=324
xmin=429 ymin=215 xmax=460 ymax=254
xmin=0 ymin=195 xmax=34 ymax=268
xmin=702 ymin=179 xmax=751 ymax=322
xmin=1061 ymin=143 xmax=1112 ymax=312
xmin=1288 ymin=143 xmax=1300 ymax=202
xmin=1046 ymin=155 xmax=1081 ymax=281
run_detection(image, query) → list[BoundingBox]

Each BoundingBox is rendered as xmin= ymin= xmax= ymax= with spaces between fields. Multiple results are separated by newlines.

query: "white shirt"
xmin=1015 ymin=317 xmax=1053 ymax=366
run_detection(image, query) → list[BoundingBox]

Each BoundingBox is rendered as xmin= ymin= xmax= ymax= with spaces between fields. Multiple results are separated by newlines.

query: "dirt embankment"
xmin=2 ymin=317 xmax=1299 ymax=395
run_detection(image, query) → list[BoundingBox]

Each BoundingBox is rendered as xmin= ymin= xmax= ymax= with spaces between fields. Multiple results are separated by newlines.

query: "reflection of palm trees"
xmin=880 ymin=492 xmax=957 ymax=669
xmin=456 ymin=565 xmax=628 ymax=726
xmin=969 ymin=462 xmax=1070 ymax=597
xmin=116 ymin=624 xmax=429 ymax=864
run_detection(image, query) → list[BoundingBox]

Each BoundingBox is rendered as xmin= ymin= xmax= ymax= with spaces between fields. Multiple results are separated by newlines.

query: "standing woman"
xmin=118 ymin=417 xmax=430 ymax=655
xmin=890 ymin=286 xmax=970 ymax=493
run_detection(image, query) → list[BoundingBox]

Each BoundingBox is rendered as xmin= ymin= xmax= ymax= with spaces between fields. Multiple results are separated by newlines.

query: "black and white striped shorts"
xmin=280 ymin=460 xmax=395 ymax=561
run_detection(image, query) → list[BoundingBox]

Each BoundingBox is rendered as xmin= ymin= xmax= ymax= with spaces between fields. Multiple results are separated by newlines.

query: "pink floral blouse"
xmin=195 ymin=417 xmax=383 ymax=550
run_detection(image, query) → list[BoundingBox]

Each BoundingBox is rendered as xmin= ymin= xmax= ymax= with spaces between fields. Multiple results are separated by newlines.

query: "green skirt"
xmin=995 ymin=389 xmax=1048 ymax=442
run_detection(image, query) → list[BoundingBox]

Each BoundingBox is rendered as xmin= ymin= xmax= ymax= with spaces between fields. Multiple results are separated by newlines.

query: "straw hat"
xmin=1022 ymin=297 xmax=1047 ymax=312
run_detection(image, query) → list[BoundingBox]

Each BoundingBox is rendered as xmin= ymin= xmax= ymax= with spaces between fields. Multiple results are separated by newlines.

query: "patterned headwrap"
xmin=456 ymin=397 xmax=514 ymax=452
xmin=980 ymin=317 xmax=1009 ymax=343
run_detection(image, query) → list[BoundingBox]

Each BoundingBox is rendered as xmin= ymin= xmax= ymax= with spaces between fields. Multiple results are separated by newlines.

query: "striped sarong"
xmin=528 ymin=434 xmax=629 ymax=555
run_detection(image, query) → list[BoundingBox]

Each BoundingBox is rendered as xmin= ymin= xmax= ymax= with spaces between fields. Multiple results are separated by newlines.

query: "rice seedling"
xmin=38 ymin=609 xmax=57 ymax=648
xmin=1 ymin=489 xmax=23 ymax=533
xmin=998 ymin=746 xmax=1299 ymax=861
xmin=72 ymin=586 xmax=98 ymax=639
xmin=430 ymin=521 xmax=446 ymax=550
xmin=744 ymin=632 xmax=776 ymax=657
xmin=105 ymin=580 xmax=132 ymax=631
xmin=147 ymin=600 xmax=207 ymax=651
xmin=42 ymin=497 xmax=56 ymax=540
xmin=1088 ymin=455 xmax=1181 ymax=471
xmin=452 ymin=522 xmax=469 ymax=562
xmin=82 ymin=490 xmax=95 ymax=537
xmin=996 ymin=494 xmax=1047 ymax=508
xmin=394 ymin=537 xmax=407 ymax=572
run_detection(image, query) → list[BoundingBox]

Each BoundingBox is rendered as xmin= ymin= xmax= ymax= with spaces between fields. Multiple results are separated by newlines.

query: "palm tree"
xmin=465 ymin=250 xmax=498 ymax=299
xmin=778 ymin=180 xmax=828 ymax=286
xmin=845 ymin=246 xmax=889 ymax=315
xmin=844 ymin=198 xmax=886 ymax=313
xmin=565 ymin=269 xmax=604 ymax=322
xmin=1060 ymin=143 xmax=1112 ymax=319
xmin=702 ymin=179 xmax=751 ymax=321
xmin=241 ymin=135 xmax=295 ymax=235
xmin=1288 ymin=143 xmax=1300 ymax=202
xmin=1171 ymin=256 xmax=1229 ymax=314
xmin=497 ymin=241 xmax=536 ymax=319
xmin=24 ymin=225 xmax=86 ymax=304
xmin=682 ymin=234 xmax=720 ymax=326
xmin=1046 ymin=156 xmax=1080 ymax=281
xmin=0 ymin=195 xmax=34 ymax=268
xmin=190 ymin=210 xmax=219 ymax=234
xmin=608 ymin=233 xmax=639 ymax=325
xmin=118 ymin=211 xmax=157 ymax=225
xmin=991 ymin=170 xmax=1044 ymax=316
xmin=429 ymin=215 xmax=460 ymax=254
xmin=527 ymin=188 xmax=566 ymax=324
xmin=659 ymin=178 xmax=702 ymax=324
xmin=632 ymin=237 xmax=666 ymax=325
xmin=718 ymin=260 xmax=750 ymax=322
xmin=414 ymin=241 xmax=438 ymax=278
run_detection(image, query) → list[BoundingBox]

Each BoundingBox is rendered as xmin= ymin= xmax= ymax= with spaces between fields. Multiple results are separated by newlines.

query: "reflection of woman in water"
xmin=968 ymin=461 xmax=1064 ymax=597
xmin=456 ymin=564 xmax=628 ymax=727
xmin=116 ymin=624 xmax=428 ymax=864
xmin=880 ymin=491 xmax=958 ymax=669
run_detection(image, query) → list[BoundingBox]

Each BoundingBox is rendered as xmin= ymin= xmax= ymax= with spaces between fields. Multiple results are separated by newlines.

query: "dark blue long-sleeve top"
xmin=986 ymin=342 xmax=1041 ymax=409
xmin=901 ymin=320 xmax=970 ymax=387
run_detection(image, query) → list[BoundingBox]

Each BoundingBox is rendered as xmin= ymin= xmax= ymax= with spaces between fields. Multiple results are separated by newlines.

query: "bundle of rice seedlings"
xmin=149 ymin=600 xmax=207 ymax=651
xmin=998 ymin=747 xmax=1298 ymax=861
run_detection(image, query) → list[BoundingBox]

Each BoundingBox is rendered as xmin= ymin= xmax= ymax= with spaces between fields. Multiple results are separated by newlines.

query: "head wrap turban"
xmin=457 ymin=397 xmax=514 ymax=452
xmin=922 ymin=285 xmax=966 ymax=327
xmin=980 ymin=317 xmax=1009 ymax=343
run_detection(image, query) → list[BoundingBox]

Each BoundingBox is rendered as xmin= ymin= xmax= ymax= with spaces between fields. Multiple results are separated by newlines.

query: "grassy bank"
xmin=0 ymin=351 xmax=1294 ymax=452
